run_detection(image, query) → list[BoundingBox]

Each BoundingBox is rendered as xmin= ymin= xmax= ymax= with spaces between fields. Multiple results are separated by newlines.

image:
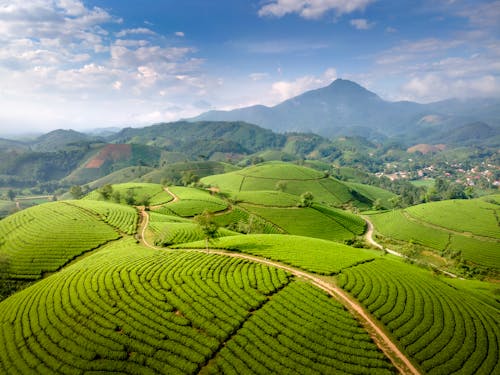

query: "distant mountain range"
xmin=191 ymin=79 xmax=500 ymax=143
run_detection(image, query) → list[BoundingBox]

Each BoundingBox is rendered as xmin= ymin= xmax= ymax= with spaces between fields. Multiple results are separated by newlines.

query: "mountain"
xmin=110 ymin=121 xmax=286 ymax=157
xmin=31 ymin=129 xmax=99 ymax=152
xmin=191 ymin=79 xmax=500 ymax=142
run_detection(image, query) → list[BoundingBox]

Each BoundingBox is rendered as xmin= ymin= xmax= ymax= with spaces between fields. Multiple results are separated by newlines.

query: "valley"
xmin=0 ymin=82 xmax=498 ymax=375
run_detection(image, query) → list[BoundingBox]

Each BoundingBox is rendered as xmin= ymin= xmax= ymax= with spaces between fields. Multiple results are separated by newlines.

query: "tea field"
xmin=338 ymin=257 xmax=499 ymax=375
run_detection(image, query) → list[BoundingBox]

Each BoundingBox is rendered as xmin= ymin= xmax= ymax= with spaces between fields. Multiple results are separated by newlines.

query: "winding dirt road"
xmin=164 ymin=187 xmax=180 ymax=203
xmin=363 ymin=216 xmax=459 ymax=278
xmin=138 ymin=209 xmax=420 ymax=375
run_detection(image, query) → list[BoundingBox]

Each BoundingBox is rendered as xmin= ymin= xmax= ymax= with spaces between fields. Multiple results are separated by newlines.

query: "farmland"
xmin=240 ymin=203 xmax=365 ymax=242
xmin=175 ymin=234 xmax=377 ymax=275
xmin=0 ymin=159 xmax=498 ymax=375
xmin=338 ymin=257 xmax=499 ymax=374
xmin=0 ymin=239 xmax=394 ymax=374
xmin=0 ymin=201 xmax=127 ymax=280
xmin=201 ymin=161 xmax=370 ymax=208
xmin=368 ymin=197 xmax=500 ymax=273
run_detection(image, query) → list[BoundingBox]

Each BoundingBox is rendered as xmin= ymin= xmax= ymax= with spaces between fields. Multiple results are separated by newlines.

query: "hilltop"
xmin=192 ymin=79 xmax=500 ymax=142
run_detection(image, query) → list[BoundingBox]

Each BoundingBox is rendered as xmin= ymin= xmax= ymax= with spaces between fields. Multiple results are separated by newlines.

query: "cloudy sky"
xmin=0 ymin=0 xmax=499 ymax=133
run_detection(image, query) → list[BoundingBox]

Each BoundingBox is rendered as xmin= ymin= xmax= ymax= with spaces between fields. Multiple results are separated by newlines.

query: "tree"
xmin=275 ymin=180 xmax=287 ymax=192
xmin=69 ymin=185 xmax=83 ymax=199
xmin=7 ymin=189 xmax=16 ymax=201
xmin=99 ymin=184 xmax=113 ymax=200
xmin=112 ymin=191 xmax=122 ymax=203
xmin=194 ymin=210 xmax=219 ymax=253
xmin=124 ymin=190 xmax=135 ymax=205
xmin=140 ymin=194 xmax=151 ymax=210
xmin=372 ymin=198 xmax=382 ymax=210
xmin=298 ymin=192 xmax=314 ymax=207
xmin=181 ymin=171 xmax=199 ymax=186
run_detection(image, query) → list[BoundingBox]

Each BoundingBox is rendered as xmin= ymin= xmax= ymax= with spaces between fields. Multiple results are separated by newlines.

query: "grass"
xmin=345 ymin=182 xmax=397 ymax=209
xmin=174 ymin=234 xmax=378 ymax=275
xmin=240 ymin=204 xmax=365 ymax=242
xmin=201 ymin=161 xmax=361 ymax=207
xmin=369 ymin=199 xmax=500 ymax=272
xmin=405 ymin=198 xmax=499 ymax=239
xmin=153 ymin=186 xmax=228 ymax=217
xmin=231 ymin=190 xmax=299 ymax=207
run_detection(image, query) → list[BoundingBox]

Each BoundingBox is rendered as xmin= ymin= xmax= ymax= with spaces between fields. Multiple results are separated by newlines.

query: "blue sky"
xmin=0 ymin=0 xmax=499 ymax=132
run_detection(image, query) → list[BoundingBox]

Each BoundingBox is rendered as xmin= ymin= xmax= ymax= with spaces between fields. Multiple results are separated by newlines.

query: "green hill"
xmin=141 ymin=161 xmax=238 ymax=185
xmin=338 ymin=257 xmax=499 ymax=374
xmin=240 ymin=203 xmax=365 ymax=242
xmin=85 ymin=182 xmax=173 ymax=206
xmin=0 ymin=201 xmax=137 ymax=281
xmin=0 ymin=239 xmax=394 ymax=374
xmin=369 ymin=196 xmax=500 ymax=274
xmin=87 ymin=166 xmax=155 ymax=190
xmin=175 ymin=234 xmax=376 ymax=275
xmin=201 ymin=161 xmax=371 ymax=208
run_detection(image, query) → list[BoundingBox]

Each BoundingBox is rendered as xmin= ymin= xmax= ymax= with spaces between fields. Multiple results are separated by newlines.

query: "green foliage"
xmin=0 ymin=240 xmax=296 ymax=374
xmin=194 ymin=210 xmax=220 ymax=251
xmin=240 ymin=204 xmax=365 ymax=242
xmin=207 ymin=281 xmax=394 ymax=374
xmin=87 ymin=183 xmax=172 ymax=206
xmin=0 ymin=201 xmax=122 ymax=280
xmin=99 ymin=184 xmax=113 ymax=200
xmin=338 ymin=258 xmax=500 ymax=374
xmin=370 ymin=198 xmax=500 ymax=273
xmin=69 ymin=185 xmax=83 ymax=199
xmin=175 ymin=234 xmax=377 ymax=275
xmin=231 ymin=190 xmax=299 ymax=207
xmin=298 ymin=191 xmax=314 ymax=207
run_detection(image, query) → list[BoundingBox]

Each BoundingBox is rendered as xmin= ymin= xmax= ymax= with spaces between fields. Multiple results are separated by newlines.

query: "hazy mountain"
xmin=191 ymin=79 xmax=500 ymax=142
xmin=31 ymin=129 xmax=99 ymax=152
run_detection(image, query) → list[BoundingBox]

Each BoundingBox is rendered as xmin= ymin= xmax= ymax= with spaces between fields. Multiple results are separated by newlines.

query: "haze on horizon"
xmin=0 ymin=0 xmax=499 ymax=134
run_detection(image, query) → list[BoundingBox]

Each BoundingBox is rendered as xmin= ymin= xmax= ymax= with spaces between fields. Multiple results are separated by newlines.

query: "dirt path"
xmin=203 ymin=249 xmax=420 ymax=375
xmin=363 ymin=215 xmax=459 ymax=279
xmin=164 ymin=187 xmax=180 ymax=203
xmin=138 ymin=209 xmax=157 ymax=250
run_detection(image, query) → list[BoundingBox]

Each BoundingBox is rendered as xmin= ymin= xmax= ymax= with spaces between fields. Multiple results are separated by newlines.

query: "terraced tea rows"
xmin=86 ymin=183 xmax=173 ymax=206
xmin=338 ymin=258 xmax=500 ymax=374
xmin=241 ymin=204 xmax=364 ymax=242
xmin=0 ymin=240 xmax=394 ymax=374
xmin=205 ymin=281 xmax=394 ymax=374
xmin=201 ymin=162 xmax=366 ymax=207
xmin=175 ymin=234 xmax=377 ymax=275
xmin=67 ymin=200 xmax=138 ymax=234
xmin=405 ymin=198 xmax=499 ymax=239
xmin=0 ymin=202 xmax=120 ymax=279
xmin=149 ymin=222 xmax=237 ymax=246
xmin=369 ymin=209 xmax=500 ymax=271
xmin=155 ymin=186 xmax=228 ymax=217
xmin=231 ymin=190 xmax=299 ymax=207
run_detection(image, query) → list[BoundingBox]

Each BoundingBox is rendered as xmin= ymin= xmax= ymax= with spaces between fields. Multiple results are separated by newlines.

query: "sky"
xmin=0 ymin=0 xmax=499 ymax=133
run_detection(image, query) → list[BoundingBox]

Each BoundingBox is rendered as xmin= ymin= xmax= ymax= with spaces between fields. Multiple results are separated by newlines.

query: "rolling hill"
xmin=201 ymin=161 xmax=372 ymax=208
xmin=368 ymin=196 xmax=500 ymax=275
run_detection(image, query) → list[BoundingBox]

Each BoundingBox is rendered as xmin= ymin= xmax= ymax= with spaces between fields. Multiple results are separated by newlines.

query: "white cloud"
xmin=271 ymin=68 xmax=337 ymax=101
xmin=258 ymin=0 xmax=374 ymax=19
xmin=401 ymin=73 xmax=499 ymax=102
xmin=350 ymin=18 xmax=374 ymax=30
xmin=249 ymin=72 xmax=269 ymax=81
xmin=116 ymin=28 xmax=155 ymax=38
xmin=175 ymin=31 xmax=185 ymax=37
xmin=385 ymin=26 xmax=397 ymax=33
